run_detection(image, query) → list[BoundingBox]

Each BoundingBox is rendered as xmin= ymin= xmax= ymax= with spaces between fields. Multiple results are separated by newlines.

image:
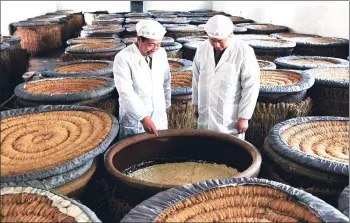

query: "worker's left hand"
xmin=237 ymin=118 xmax=249 ymax=134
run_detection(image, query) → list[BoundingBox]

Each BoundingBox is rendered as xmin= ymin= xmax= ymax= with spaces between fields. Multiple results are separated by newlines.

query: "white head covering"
xmin=204 ymin=15 xmax=234 ymax=39
xmin=136 ymin=20 xmax=166 ymax=40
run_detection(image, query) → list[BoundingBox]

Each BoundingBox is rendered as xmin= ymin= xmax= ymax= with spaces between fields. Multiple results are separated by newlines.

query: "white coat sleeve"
xmin=163 ymin=60 xmax=171 ymax=109
xmin=113 ymin=54 xmax=149 ymax=121
xmin=192 ymin=49 xmax=200 ymax=106
xmin=238 ymin=47 xmax=260 ymax=120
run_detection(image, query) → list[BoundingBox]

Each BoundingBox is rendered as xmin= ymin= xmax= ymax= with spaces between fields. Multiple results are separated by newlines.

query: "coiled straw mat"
xmin=121 ymin=178 xmax=349 ymax=222
xmin=1 ymin=105 xmax=119 ymax=183
xmin=1 ymin=186 xmax=101 ymax=222
xmin=268 ymin=116 xmax=349 ymax=176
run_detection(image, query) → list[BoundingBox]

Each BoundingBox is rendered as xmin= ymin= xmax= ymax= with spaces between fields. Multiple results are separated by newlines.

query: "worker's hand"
xmin=194 ymin=105 xmax=199 ymax=119
xmin=237 ymin=118 xmax=249 ymax=134
xmin=142 ymin=116 xmax=158 ymax=136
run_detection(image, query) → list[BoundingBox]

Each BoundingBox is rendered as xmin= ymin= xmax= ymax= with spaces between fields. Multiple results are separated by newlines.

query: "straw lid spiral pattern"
xmin=268 ymin=116 xmax=349 ymax=176
xmin=1 ymin=186 xmax=101 ymax=222
xmin=1 ymin=105 xmax=119 ymax=183
xmin=121 ymin=178 xmax=349 ymax=222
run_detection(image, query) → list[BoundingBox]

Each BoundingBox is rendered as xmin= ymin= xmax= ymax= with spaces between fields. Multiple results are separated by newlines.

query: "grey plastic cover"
xmin=268 ymin=116 xmax=349 ymax=176
xmin=338 ymin=186 xmax=349 ymax=218
xmin=1 ymin=159 xmax=93 ymax=190
xmin=1 ymin=105 xmax=119 ymax=183
xmin=121 ymin=177 xmax=349 ymax=222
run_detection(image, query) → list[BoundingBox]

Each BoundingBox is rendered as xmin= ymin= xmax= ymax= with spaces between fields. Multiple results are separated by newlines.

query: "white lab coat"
xmin=192 ymin=37 xmax=260 ymax=139
xmin=113 ymin=43 xmax=171 ymax=139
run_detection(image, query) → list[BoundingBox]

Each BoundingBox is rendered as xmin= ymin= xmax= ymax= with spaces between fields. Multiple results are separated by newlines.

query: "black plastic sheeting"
xmin=259 ymin=69 xmax=315 ymax=94
xmin=41 ymin=60 xmax=113 ymax=78
xmin=176 ymin=35 xmax=208 ymax=44
xmin=1 ymin=186 xmax=101 ymax=222
xmin=1 ymin=159 xmax=93 ymax=190
xmin=274 ymin=56 xmax=350 ymax=70
xmin=1 ymin=105 xmax=119 ymax=183
xmin=66 ymin=37 xmax=121 ymax=45
xmin=338 ymin=186 xmax=349 ymax=217
xmin=303 ymin=67 xmax=349 ymax=89
xmin=162 ymin=42 xmax=182 ymax=52
xmin=65 ymin=43 xmax=126 ymax=54
xmin=258 ymin=60 xmax=277 ymax=69
xmin=121 ymin=177 xmax=349 ymax=222
xmin=268 ymin=116 xmax=349 ymax=176
xmin=14 ymin=77 xmax=115 ymax=102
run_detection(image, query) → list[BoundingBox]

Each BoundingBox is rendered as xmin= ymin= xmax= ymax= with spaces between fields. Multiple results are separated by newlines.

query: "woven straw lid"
xmin=244 ymin=39 xmax=296 ymax=49
xmin=246 ymin=24 xmax=288 ymax=31
xmin=260 ymin=70 xmax=302 ymax=86
xmin=15 ymin=77 xmax=115 ymax=102
xmin=53 ymin=61 xmax=111 ymax=73
xmin=66 ymin=37 xmax=121 ymax=45
xmin=234 ymin=34 xmax=277 ymax=40
xmin=66 ymin=43 xmax=126 ymax=54
xmin=274 ymin=56 xmax=350 ymax=70
xmin=1 ymin=186 xmax=101 ymax=222
xmin=268 ymin=116 xmax=349 ymax=176
xmin=121 ymin=178 xmax=349 ymax=222
xmin=280 ymin=120 xmax=349 ymax=164
xmin=258 ymin=60 xmax=276 ymax=69
xmin=167 ymin=25 xmax=203 ymax=32
xmin=168 ymin=58 xmax=193 ymax=89
xmin=259 ymin=69 xmax=314 ymax=94
xmin=1 ymin=105 xmax=119 ymax=183
xmin=305 ymin=68 xmax=349 ymax=87
xmin=270 ymin=33 xmax=320 ymax=39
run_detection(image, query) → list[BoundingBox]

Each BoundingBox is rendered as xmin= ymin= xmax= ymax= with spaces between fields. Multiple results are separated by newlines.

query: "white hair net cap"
xmin=136 ymin=20 xmax=166 ymax=39
xmin=204 ymin=15 xmax=234 ymax=38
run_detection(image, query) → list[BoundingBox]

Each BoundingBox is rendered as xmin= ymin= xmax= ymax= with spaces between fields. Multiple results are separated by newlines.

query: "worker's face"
xmin=137 ymin=37 xmax=162 ymax=56
xmin=209 ymin=34 xmax=231 ymax=51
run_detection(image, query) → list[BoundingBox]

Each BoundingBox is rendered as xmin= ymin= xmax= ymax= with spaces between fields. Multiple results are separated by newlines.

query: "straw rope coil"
xmin=280 ymin=120 xmax=349 ymax=164
xmin=1 ymin=186 xmax=100 ymax=222
xmin=1 ymin=109 xmax=113 ymax=178
xmin=53 ymin=62 xmax=109 ymax=73
xmin=154 ymin=185 xmax=320 ymax=222
xmin=260 ymin=70 xmax=302 ymax=86
xmin=23 ymin=78 xmax=107 ymax=94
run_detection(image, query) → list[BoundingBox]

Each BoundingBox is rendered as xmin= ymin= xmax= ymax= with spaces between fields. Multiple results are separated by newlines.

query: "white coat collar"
xmin=131 ymin=43 xmax=152 ymax=70
xmin=207 ymin=37 xmax=237 ymax=71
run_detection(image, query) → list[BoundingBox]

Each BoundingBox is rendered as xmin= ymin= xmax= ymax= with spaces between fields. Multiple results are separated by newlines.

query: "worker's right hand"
xmin=194 ymin=105 xmax=199 ymax=119
xmin=142 ymin=116 xmax=158 ymax=136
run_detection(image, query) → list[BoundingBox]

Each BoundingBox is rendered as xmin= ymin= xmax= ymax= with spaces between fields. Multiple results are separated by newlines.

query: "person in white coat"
xmin=113 ymin=20 xmax=171 ymax=139
xmin=192 ymin=15 xmax=260 ymax=140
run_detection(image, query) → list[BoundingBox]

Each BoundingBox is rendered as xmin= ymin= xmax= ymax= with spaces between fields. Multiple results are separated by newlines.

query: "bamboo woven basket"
xmin=11 ymin=21 xmax=62 ymax=55
xmin=121 ymin=178 xmax=349 ymax=222
xmin=62 ymin=42 xmax=126 ymax=62
xmin=0 ymin=186 xmax=101 ymax=222
xmin=304 ymin=67 xmax=349 ymax=117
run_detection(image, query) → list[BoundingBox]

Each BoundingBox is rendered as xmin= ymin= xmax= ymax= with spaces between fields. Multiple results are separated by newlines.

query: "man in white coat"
xmin=113 ymin=20 xmax=171 ymax=139
xmin=192 ymin=15 xmax=260 ymax=140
